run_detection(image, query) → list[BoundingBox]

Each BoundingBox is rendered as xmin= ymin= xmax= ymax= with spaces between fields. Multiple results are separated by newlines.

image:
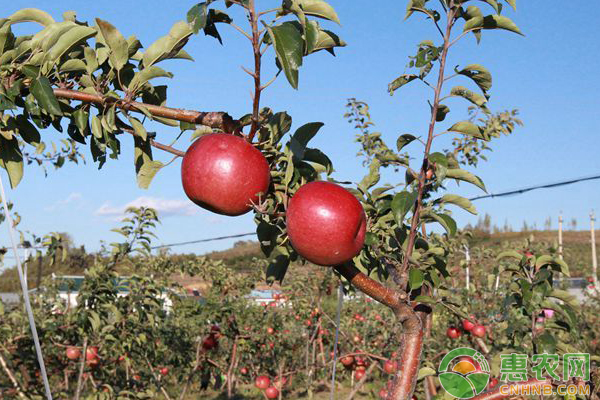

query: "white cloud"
xmin=94 ymin=196 xmax=201 ymax=219
xmin=44 ymin=192 xmax=83 ymax=211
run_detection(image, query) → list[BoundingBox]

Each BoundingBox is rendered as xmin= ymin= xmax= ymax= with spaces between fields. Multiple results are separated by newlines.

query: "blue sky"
xmin=1 ymin=1 xmax=599 ymax=265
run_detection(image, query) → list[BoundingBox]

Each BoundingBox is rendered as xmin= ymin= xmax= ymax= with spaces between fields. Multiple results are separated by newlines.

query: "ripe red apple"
xmin=133 ymin=374 xmax=140 ymax=381
xmin=181 ymin=133 xmax=271 ymax=216
xmin=383 ymin=360 xmax=397 ymax=374
xmin=355 ymin=369 xmax=366 ymax=381
xmin=267 ymin=327 xmax=275 ymax=335
xmin=286 ymin=181 xmax=366 ymax=266
xmin=447 ymin=326 xmax=461 ymax=339
xmin=379 ymin=388 xmax=389 ymax=399
xmin=340 ymin=356 xmax=355 ymax=368
xmin=86 ymin=358 xmax=100 ymax=368
xmin=265 ymin=386 xmax=279 ymax=399
xmin=160 ymin=367 xmax=169 ymax=376
xmin=255 ymin=375 xmax=271 ymax=390
xmin=240 ymin=367 xmax=249 ymax=375
xmin=66 ymin=347 xmax=81 ymax=360
xmin=85 ymin=346 xmax=99 ymax=361
xmin=202 ymin=335 xmax=218 ymax=351
xmin=472 ymin=325 xmax=486 ymax=338
xmin=462 ymin=319 xmax=475 ymax=331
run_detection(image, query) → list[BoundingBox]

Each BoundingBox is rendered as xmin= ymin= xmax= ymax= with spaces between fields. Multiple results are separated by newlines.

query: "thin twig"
xmin=0 ymin=352 xmax=27 ymax=400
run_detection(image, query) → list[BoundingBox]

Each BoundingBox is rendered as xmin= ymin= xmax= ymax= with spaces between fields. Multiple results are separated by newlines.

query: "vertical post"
xmin=464 ymin=244 xmax=470 ymax=291
xmin=558 ymin=213 xmax=563 ymax=260
xmin=591 ymin=211 xmax=598 ymax=286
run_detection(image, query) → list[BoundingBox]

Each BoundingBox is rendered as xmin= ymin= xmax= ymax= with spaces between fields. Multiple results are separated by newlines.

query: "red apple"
xmin=86 ymin=358 xmax=100 ymax=368
xmin=472 ymin=325 xmax=486 ymax=338
xmin=383 ymin=360 xmax=397 ymax=374
xmin=85 ymin=346 xmax=99 ymax=361
xmin=286 ymin=181 xmax=366 ymax=266
xmin=462 ymin=319 xmax=475 ymax=332
xmin=66 ymin=347 xmax=81 ymax=360
xmin=240 ymin=367 xmax=249 ymax=375
xmin=181 ymin=133 xmax=270 ymax=216
xmin=447 ymin=326 xmax=461 ymax=339
xmin=160 ymin=367 xmax=169 ymax=376
xmin=355 ymin=369 xmax=366 ymax=381
xmin=255 ymin=375 xmax=271 ymax=390
xmin=267 ymin=327 xmax=275 ymax=335
xmin=265 ymin=386 xmax=279 ymax=399
xmin=379 ymin=388 xmax=389 ymax=399
xmin=202 ymin=335 xmax=218 ymax=351
xmin=340 ymin=356 xmax=355 ymax=367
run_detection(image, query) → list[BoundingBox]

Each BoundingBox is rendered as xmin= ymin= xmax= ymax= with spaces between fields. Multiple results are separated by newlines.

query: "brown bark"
xmin=52 ymin=88 xmax=240 ymax=133
xmin=334 ymin=263 xmax=423 ymax=400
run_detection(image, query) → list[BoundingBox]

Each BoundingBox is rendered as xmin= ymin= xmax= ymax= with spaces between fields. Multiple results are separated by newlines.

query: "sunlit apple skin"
xmin=181 ymin=133 xmax=270 ymax=216
xmin=286 ymin=181 xmax=366 ymax=266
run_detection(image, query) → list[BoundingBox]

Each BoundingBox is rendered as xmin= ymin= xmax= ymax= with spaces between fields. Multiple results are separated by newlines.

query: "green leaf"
xmin=358 ymin=159 xmax=381 ymax=192
xmin=15 ymin=115 xmax=41 ymax=145
xmin=391 ymin=191 xmax=418 ymax=224
xmin=266 ymin=255 xmax=290 ymax=283
xmin=267 ymin=22 xmax=303 ymax=89
xmin=434 ymin=213 xmax=457 ymax=236
xmin=91 ymin=115 xmax=103 ymax=139
xmin=437 ymin=194 xmax=477 ymax=215
xmin=8 ymin=8 xmax=55 ymax=26
xmin=128 ymin=116 xmax=147 ymax=141
xmin=409 ymin=269 xmax=424 ymax=290
xmin=396 ymin=134 xmax=417 ymax=151
xmin=388 ymin=74 xmax=418 ymax=95
xmin=448 ymin=121 xmax=485 ymax=139
xmin=142 ymin=21 xmax=194 ymax=67
xmin=73 ymin=108 xmax=89 ymax=137
xmin=310 ymin=28 xmax=345 ymax=54
xmin=95 ymin=18 xmax=129 ymax=70
xmin=496 ymin=250 xmax=522 ymax=261
xmin=45 ymin=25 xmax=96 ymax=63
xmin=506 ymin=0 xmax=516 ymax=11
xmin=30 ymin=77 xmax=62 ymax=116
xmin=456 ymin=64 xmax=492 ymax=93
xmin=59 ymin=59 xmax=87 ymax=72
xmin=137 ymin=160 xmax=164 ymax=189
xmin=417 ymin=367 xmax=437 ymax=380
xmin=480 ymin=0 xmax=500 ymax=13
xmin=297 ymin=0 xmax=340 ymax=24
xmin=128 ymin=66 xmax=173 ymax=92
xmin=445 ymin=168 xmax=486 ymax=192
xmin=450 ymin=86 xmax=488 ymax=108
xmin=289 ymin=122 xmax=323 ymax=160
xmin=303 ymin=148 xmax=332 ymax=174
xmin=187 ymin=3 xmax=208 ymax=34
xmin=0 ymin=136 xmax=23 ymax=188
xmin=436 ymin=104 xmax=450 ymax=121
xmin=463 ymin=15 xmax=523 ymax=36
xmin=414 ymin=295 xmax=436 ymax=305
xmin=548 ymin=289 xmax=578 ymax=308
xmin=535 ymin=255 xmax=570 ymax=277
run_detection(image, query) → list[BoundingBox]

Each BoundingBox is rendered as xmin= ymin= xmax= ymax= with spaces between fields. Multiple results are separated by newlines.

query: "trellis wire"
xmin=0 ymin=174 xmax=53 ymax=400
xmin=329 ymin=282 xmax=344 ymax=400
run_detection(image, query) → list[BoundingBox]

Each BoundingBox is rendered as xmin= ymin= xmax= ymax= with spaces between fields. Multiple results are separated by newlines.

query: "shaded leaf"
xmin=388 ymin=74 xmax=418 ymax=95
xmin=266 ymin=255 xmax=290 ymax=283
xmin=30 ymin=77 xmax=62 ymax=116
xmin=289 ymin=122 xmax=323 ymax=160
xmin=464 ymin=15 xmax=523 ymax=35
xmin=397 ymin=134 xmax=417 ymax=151
xmin=448 ymin=121 xmax=485 ymax=139
xmin=391 ymin=190 xmax=418 ymax=224
xmin=456 ymin=64 xmax=492 ymax=93
xmin=0 ymin=136 xmax=23 ymax=188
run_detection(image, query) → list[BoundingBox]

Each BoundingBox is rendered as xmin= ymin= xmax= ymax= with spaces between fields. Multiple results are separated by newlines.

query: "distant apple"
xmin=85 ymin=346 xmax=99 ymax=361
xmin=202 ymin=335 xmax=218 ymax=351
xmin=286 ymin=181 xmax=366 ymax=266
xmin=66 ymin=347 xmax=81 ymax=360
xmin=265 ymin=386 xmax=279 ymax=399
xmin=355 ymin=369 xmax=366 ymax=381
xmin=446 ymin=326 xmax=461 ymax=339
xmin=160 ymin=367 xmax=169 ymax=376
xmin=267 ymin=327 xmax=275 ymax=335
xmin=379 ymin=388 xmax=389 ymax=399
xmin=181 ymin=133 xmax=271 ymax=216
xmin=383 ymin=360 xmax=398 ymax=374
xmin=240 ymin=367 xmax=249 ymax=375
xmin=255 ymin=375 xmax=271 ymax=390
xmin=462 ymin=319 xmax=475 ymax=332
xmin=340 ymin=356 xmax=355 ymax=368
xmin=472 ymin=325 xmax=486 ymax=338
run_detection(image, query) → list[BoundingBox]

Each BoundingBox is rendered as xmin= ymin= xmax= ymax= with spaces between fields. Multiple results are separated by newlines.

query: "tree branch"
xmin=0 ymin=352 xmax=27 ymax=400
xmin=247 ymin=0 xmax=262 ymax=142
xmin=52 ymin=88 xmax=240 ymax=133
xmin=400 ymin=4 xmax=457 ymax=279
xmin=334 ymin=263 xmax=422 ymax=400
